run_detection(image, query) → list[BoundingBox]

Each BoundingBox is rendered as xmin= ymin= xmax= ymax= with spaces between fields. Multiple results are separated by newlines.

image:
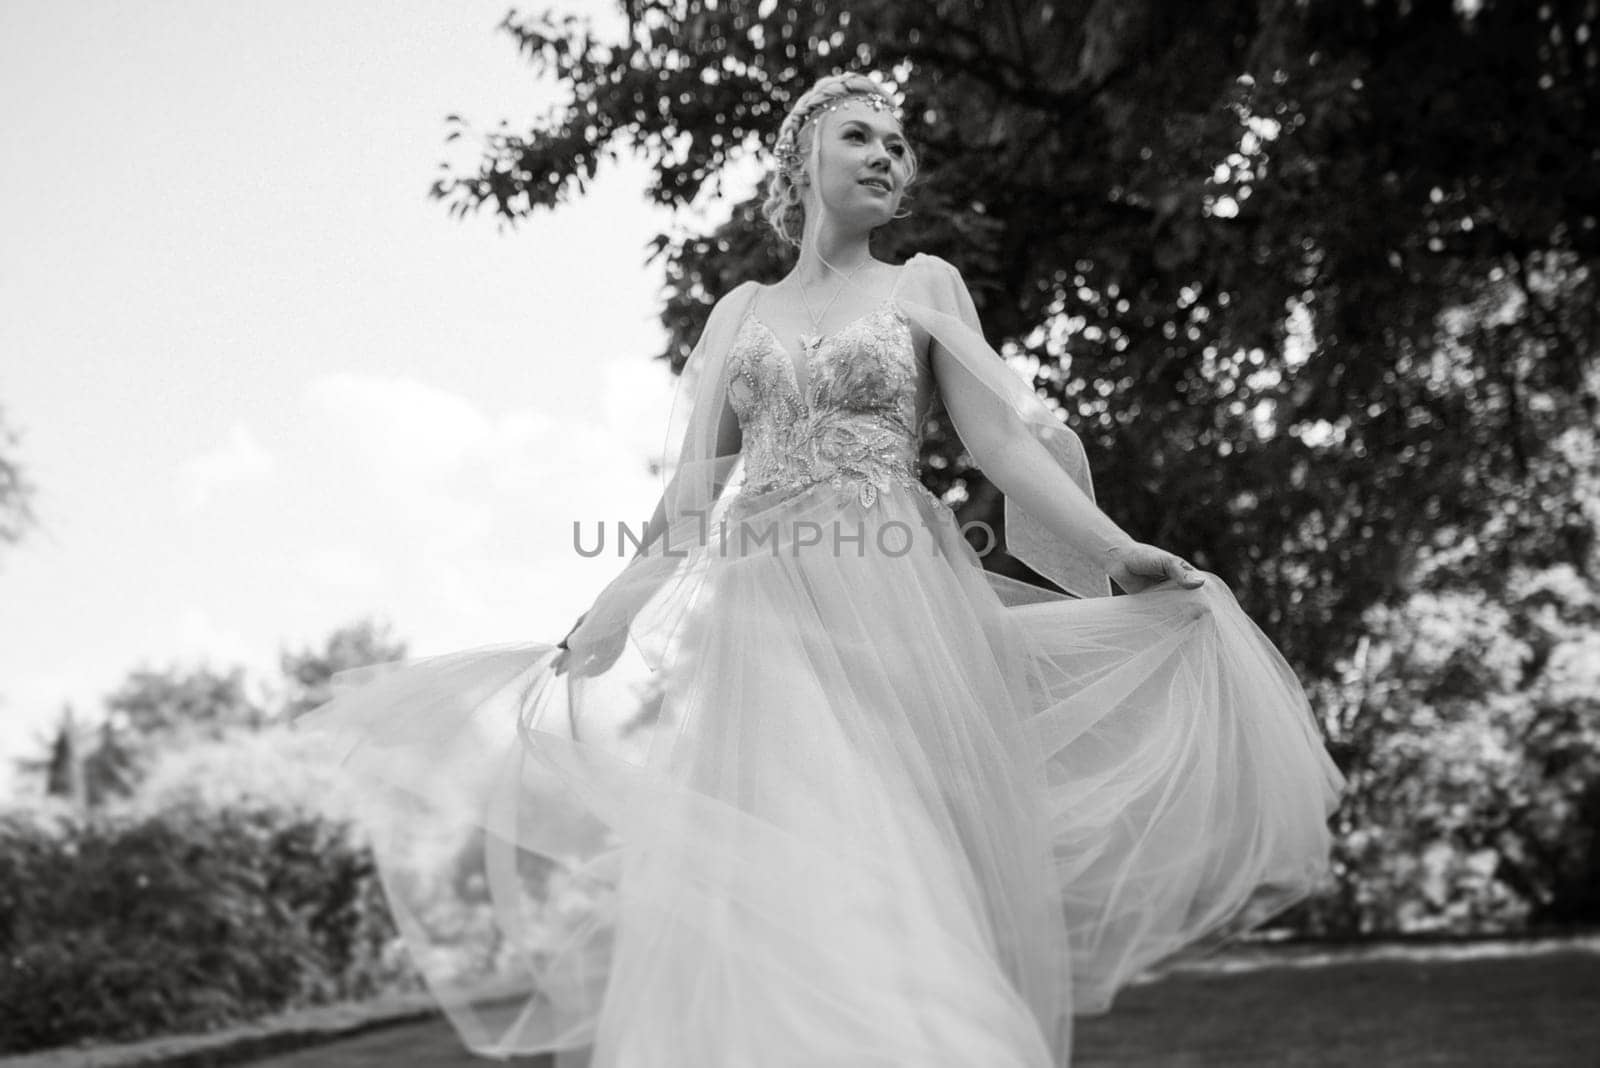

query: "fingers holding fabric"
xmin=1105 ymin=542 xmax=1206 ymax=594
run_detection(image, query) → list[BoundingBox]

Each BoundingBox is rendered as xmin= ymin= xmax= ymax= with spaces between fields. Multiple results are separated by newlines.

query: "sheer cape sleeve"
xmin=894 ymin=254 xmax=1116 ymax=600
xmin=559 ymin=280 xmax=760 ymax=676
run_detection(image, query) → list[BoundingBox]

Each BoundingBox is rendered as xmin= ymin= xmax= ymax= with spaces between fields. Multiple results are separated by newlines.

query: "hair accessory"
xmin=775 ymin=92 xmax=899 ymax=165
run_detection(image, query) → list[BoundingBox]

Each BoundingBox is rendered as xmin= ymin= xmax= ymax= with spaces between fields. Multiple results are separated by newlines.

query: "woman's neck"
xmin=794 ymin=220 xmax=874 ymax=286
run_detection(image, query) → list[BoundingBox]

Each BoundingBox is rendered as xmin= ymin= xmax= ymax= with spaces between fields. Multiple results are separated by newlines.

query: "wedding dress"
xmin=297 ymin=253 xmax=1344 ymax=1066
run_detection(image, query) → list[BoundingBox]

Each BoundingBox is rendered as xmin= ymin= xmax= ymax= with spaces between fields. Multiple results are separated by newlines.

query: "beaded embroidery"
xmin=726 ymin=300 xmax=925 ymax=510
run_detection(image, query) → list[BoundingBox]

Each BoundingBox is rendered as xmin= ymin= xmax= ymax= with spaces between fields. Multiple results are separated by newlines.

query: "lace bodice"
xmin=726 ymin=298 xmax=924 ymax=508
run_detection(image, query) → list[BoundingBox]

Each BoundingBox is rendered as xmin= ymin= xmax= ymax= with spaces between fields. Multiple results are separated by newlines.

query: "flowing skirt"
xmin=297 ymin=478 xmax=1344 ymax=1066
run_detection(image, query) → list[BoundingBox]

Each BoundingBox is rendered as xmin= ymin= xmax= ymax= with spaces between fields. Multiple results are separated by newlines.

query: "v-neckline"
xmin=747 ymin=261 xmax=911 ymax=397
xmin=745 ymin=299 xmax=898 ymax=397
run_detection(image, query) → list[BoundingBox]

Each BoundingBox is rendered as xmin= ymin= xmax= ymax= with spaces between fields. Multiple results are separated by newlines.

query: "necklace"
xmin=796 ymin=250 xmax=871 ymax=351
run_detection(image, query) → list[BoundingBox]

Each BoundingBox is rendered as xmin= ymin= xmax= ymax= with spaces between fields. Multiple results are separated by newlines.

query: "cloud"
xmin=178 ymin=424 xmax=276 ymax=509
xmin=297 ymin=368 xmax=677 ymax=644
xmin=302 ymin=367 xmax=674 ymax=521
xmin=304 ymin=372 xmax=514 ymax=487
xmin=302 ymin=545 xmax=386 ymax=594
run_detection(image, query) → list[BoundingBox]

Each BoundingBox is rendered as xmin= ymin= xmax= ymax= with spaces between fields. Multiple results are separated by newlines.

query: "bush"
xmin=0 ymin=800 xmax=414 ymax=1055
xmin=1300 ymin=562 xmax=1600 ymax=936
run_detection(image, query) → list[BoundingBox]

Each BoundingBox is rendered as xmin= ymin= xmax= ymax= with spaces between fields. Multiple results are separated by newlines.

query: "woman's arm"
xmin=932 ymin=349 xmax=1136 ymax=567
xmin=635 ymin=357 xmax=743 ymax=557
xmin=630 ymin=321 xmax=742 ymax=559
xmin=555 ymin=289 xmax=750 ymax=672
xmin=925 ymin=257 xmax=1200 ymax=592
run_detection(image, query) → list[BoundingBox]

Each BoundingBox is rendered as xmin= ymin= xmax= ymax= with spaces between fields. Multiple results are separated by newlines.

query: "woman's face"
xmin=804 ymin=99 xmax=912 ymax=232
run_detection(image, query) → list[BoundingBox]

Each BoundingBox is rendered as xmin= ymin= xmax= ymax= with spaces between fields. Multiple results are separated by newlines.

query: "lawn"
xmin=241 ymin=946 xmax=1600 ymax=1067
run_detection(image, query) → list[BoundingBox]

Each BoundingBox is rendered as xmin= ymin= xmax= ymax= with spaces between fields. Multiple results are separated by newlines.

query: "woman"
xmin=299 ymin=73 xmax=1344 ymax=1067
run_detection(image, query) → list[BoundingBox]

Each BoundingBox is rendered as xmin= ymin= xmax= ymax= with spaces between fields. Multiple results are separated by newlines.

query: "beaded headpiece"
xmin=774 ymin=91 xmax=900 ymax=170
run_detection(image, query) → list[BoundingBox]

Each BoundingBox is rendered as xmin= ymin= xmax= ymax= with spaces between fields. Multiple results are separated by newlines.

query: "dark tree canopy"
xmin=432 ymin=0 xmax=1599 ymax=677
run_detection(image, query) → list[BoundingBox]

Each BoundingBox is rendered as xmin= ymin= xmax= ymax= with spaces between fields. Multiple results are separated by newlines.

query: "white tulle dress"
xmin=297 ymin=253 xmax=1345 ymax=1067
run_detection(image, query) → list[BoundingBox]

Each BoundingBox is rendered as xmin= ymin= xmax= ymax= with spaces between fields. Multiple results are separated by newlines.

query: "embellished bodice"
xmin=726 ymin=299 xmax=923 ymax=508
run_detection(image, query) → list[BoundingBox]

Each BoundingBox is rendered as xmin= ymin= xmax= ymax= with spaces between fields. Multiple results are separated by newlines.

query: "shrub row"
xmin=0 ymin=801 xmax=415 ymax=1055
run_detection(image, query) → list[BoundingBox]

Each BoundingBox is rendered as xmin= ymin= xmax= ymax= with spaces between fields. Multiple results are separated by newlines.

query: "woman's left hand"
xmin=1105 ymin=542 xmax=1205 ymax=594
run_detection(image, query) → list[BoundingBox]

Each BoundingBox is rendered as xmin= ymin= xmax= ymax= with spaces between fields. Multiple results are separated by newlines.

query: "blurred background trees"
xmin=0 ymin=403 xmax=36 ymax=559
xmin=13 ymin=620 xmax=408 ymax=809
xmin=1 ymin=619 xmax=414 ymax=1054
xmin=279 ymin=618 xmax=410 ymax=721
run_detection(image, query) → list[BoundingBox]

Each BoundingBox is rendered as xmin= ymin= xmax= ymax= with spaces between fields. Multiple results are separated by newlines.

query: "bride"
xmin=299 ymin=72 xmax=1344 ymax=1067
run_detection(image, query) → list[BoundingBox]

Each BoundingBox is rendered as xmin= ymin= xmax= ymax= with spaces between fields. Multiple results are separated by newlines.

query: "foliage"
xmin=132 ymin=722 xmax=366 ymax=820
xmin=51 ymin=664 xmax=268 ymax=806
xmin=1303 ymin=415 xmax=1600 ymax=933
xmin=9 ymin=705 xmax=127 ymax=809
xmin=0 ymin=621 xmax=427 ymax=1055
xmin=278 ymin=618 xmax=409 ymax=721
xmin=0 ymin=800 xmax=411 ymax=1055
xmin=429 ymin=0 xmax=1600 ymax=939
xmin=0 ymin=402 xmax=35 ymax=555
xmin=105 ymin=663 xmax=265 ymax=741
xmin=433 ymin=0 xmax=1598 ymax=681
xmin=14 ymin=620 xmax=410 ymax=808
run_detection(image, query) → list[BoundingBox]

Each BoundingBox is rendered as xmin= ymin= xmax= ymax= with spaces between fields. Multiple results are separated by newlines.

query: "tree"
xmin=1299 ymin=359 xmax=1600 ymax=934
xmin=1306 ymin=559 xmax=1600 ymax=934
xmin=13 ymin=706 xmax=139 ymax=810
xmin=430 ymin=0 xmax=1598 ymax=678
xmin=13 ymin=623 xmax=413 ymax=807
xmin=103 ymin=664 xmax=264 ymax=741
xmin=11 ymin=706 xmax=86 ymax=808
xmin=277 ymin=619 xmax=409 ymax=721
xmin=0 ymin=403 xmax=35 ymax=556
xmin=23 ymin=664 xmax=269 ymax=804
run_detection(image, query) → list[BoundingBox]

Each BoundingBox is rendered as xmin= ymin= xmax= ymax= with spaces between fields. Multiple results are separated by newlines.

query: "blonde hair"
xmin=761 ymin=73 xmax=918 ymax=249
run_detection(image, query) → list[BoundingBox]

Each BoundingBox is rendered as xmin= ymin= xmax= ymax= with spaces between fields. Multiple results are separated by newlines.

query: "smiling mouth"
xmin=859 ymin=179 xmax=892 ymax=193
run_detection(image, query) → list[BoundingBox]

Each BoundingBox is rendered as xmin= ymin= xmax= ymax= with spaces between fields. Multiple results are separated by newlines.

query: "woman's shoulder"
xmin=897 ymin=251 xmax=966 ymax=287
xmin=895 ymin=252 xmax=969 ymax=305
xmin=706 ymin=280 xmax=762 ymax=322
xmin=717 ymin=279 xmax=763 ymax=303
xmin=900 ymin=251 xmax=959 ymax=271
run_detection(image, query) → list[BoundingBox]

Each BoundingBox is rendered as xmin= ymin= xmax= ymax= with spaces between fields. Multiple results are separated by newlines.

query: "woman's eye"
xmin=889 ymin=144 xmax=907 ymax=157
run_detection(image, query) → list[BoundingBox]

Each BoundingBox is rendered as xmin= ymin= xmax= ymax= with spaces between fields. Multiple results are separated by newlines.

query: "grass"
xmin=1073 ymin=949 xmax=1599 ymax=1066
xmin=243 ymin=948 xmax=1600 ymax=1067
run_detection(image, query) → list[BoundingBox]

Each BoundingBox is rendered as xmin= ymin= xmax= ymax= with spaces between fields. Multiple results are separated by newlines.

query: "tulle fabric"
xmin=297 ymin=474 xmax=1344 ymax=1066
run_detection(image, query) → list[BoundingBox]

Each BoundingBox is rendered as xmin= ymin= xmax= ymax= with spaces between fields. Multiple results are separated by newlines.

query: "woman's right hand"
xmin=551 ymin=610 xmax=629 ymax=677
xmin=551 ymin=611 xmax=587 ymax=676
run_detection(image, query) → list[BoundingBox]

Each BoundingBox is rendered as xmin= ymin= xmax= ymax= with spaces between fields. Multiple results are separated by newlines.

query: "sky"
xmin=0 ymin=2 xmax=749 ymax=795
